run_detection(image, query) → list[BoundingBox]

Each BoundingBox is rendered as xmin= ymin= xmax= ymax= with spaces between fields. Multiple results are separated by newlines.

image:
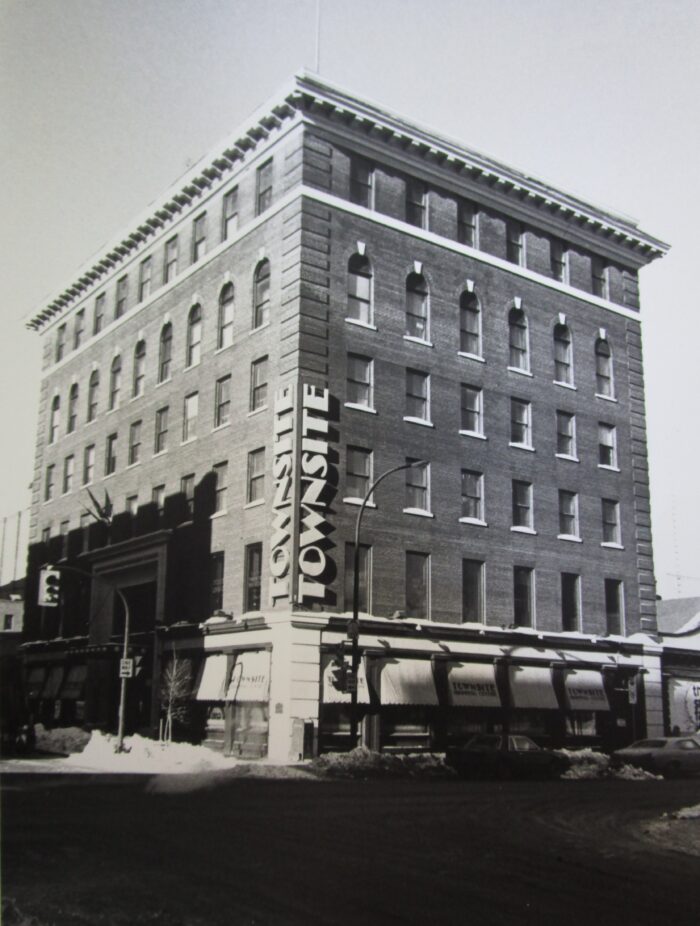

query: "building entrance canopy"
xmin=380 ymin=659 xmax=438 ymax=706
xmin=508 ymin=665 xmax=558 ymax=709
xmin=563 ymin=669 xmax=610 ymax=711
xmin=446 ymin=662 xmax=501 ymax=707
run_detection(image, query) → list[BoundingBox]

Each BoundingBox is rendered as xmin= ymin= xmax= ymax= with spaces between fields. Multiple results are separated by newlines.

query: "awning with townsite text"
xmin=226 ymin=650 xmax=271 ymax=703
xmin=446 ymin=662 xmax=501 ymax=708
xmin=563 ymin=669 xmax=610 ymax=711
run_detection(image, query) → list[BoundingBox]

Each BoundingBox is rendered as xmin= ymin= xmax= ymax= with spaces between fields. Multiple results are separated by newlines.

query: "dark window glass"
xmin=460 ymin=292 xmax=480 ymax=356
xmin=462 ymin=559 xmax=484 ymax=622
xmin=561 ymin=573 xmax=580 ymax=631
xmin=406 ymin=552 xmax=429 ymax=619
xmin=513 ymin=567 xmax=533 ymax=627
xmin=253 ymin=260 xmax=270 ymax=328
xmin=244 ymin=543 xmax=263 ymax=611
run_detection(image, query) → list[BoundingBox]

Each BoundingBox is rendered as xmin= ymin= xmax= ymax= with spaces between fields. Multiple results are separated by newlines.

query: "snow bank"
xmin=557 ymin=748 xmax=661 ymax=780
xmin=673 ymin=803 xmax=700 ymax=820
xmin=63 ymin=731 xmax=243 ymax=773
xmin=34 ymin=724 xmax=90 ymax=755
xmin=309 ymin=747 xmax=456 ymax=779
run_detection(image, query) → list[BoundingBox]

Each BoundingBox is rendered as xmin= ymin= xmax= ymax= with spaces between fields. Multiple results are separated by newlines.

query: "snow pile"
xmin=309 ymin=747 xmax=456 ymax=780
xmin=34 ymin=724 xmax=90 ymax=755
xmin=63 ymin=730 xmax=237 ymax=773
xmin=557 ymin=748 xmax=661 ymax=780
xmin=612 ymin=764 xmax=662 ymax=781
xmin=673 ymin=803 xmax=700 ymax=820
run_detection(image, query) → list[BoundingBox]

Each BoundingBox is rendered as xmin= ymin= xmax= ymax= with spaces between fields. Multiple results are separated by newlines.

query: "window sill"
xmin=247 ymin=405 xmax=268 ymax=418
xmin=557 ymin=534 xmax=582 ymax=543
xmin=403 ymin=335 xmax=433 ymax=348
xmin=595 ymin=393 xmax=618 ymax=403
xmin=459 ymin=430 xmax=486 ymax=440
xmin=403 ymin=508 xmax=434 ymax=518
xmin=214 ymin=343 xmax=234 ymax=355
xmin=251 ymin=322 xmax=271 ymax=335
xmin=344 ymin=402 xmax=377 ymax=415
xmin=181 ymin=437 xmax=198 ymax=446
xmin=553 ymin=380 xmax=577 ymax=391
xmin=458 ymin=351 xmax=485 ymax=364
xmin=210 ymin=510 xmax=228 ymax=520
xmin=153 ymin=449 xmax=168 ymax=458
xmin=511 ymin=526 xmax=536 ymax=535
xmin=130 ymin=394 xmax=144 ymax=403
xmin=244 ymin=499 xmax=265 ymax=510
xmin=509 ymin=442 xmax=534 ymax=452
xmin=601 ymin=542 xmax=624 ymax=550
xmin=598 ymin=464 xmax=620 ymax=473
xmin=343 ymin=497 xmax=376 ymax=508
xmin=556 ymin=454 xmax=579 ymax=463
xmin=104 ymin=471 xmax=117 ymax=480
xmin=508 ymin=366 xmax=532 ymax=377
xmin=403 ymin=416 xmax=434 ymax=428
xmin=212 ymin=422 xmax=230 ymax=433
xmin=345 ymin=317 xmax=377 ymax=331
xmin=155 ymin=378 xmax=172 ymax=389
xmin=126 ymin=461 xmax=142 ymax=470
xmin=183 ymin=362 xmax=201 ymax=373
xmin=459 ymin=517 xmax=487 ymax=527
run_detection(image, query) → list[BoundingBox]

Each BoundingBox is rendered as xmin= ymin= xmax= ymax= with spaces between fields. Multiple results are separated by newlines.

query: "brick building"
xmin=22 ymin=72 xmax=670 ymax=759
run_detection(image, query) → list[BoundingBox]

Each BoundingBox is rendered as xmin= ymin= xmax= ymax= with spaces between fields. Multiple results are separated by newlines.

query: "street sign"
xmin=119 ymin=658 xmax=134 ymax=679
xmin=345 ymin=674 xmax=357 ymax=693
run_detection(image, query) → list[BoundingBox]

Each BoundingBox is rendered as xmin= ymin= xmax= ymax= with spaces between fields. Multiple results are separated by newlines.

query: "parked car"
xmin=446 ymin=734 xmax=569 ymax=780
xmin=611 ymin=736 xmax=700 ymax=778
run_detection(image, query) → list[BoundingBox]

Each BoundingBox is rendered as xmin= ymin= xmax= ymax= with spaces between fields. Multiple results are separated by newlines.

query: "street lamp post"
xmin=348 ymin=460 xmax=428 ymax=748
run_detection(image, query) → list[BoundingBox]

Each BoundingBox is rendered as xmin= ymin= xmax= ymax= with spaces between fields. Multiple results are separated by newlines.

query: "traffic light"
xmin=38 ymin=566 xmax=61 ymax=607
xmin=330 ymin=643 xmax=348 ymax=692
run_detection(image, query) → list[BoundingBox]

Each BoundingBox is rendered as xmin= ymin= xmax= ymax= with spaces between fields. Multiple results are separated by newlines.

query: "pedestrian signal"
xmin=38 ymin=567 xmax=61 ymax=607
xmin=330 ymin=645 xmax=348 ymax=692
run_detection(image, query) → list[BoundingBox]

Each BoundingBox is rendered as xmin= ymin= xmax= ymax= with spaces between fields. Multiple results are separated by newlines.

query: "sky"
xmin=0 ymin=0 xmax=698 ymax=599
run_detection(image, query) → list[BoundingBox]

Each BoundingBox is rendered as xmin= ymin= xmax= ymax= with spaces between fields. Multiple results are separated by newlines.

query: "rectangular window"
xmin=214 ymin=461 xmax=228 ymax=513
xmin=406 ymin=551 xmax=430 ymax=619
xmin=462 ymin=559 xmax=484 ymax=623
xmin=602 ymin=499 xmax=621 ymax=545
xmin=250 ymin=356 xmax=268 ymax=412
xmin=256 ymin=159 xmax=273 ymax=215
xmin=247 ymin=448 xmax=265 ymax=503
xmin=164 ymin=236 xmax=178 ymax=283
xmin=350 ymin=157 xmax=373 ymax=208
xmin=406 ymin=178 xmax=427 ymax=228
xmin=558 ymin=490 xmax=579 ymax=538
xmin=154 ymin=406 xmax=169 ymax=454
xmin=460 ymin=384 xmax=483 ymax=435
xmin=346 ymin=447 xmax=372 ymax=500
xmin=604 ymin=579 xmax=624 ymax=634
xmin=214 ymin=375 xmax=231 ymax=428
xmin=405 ymin=369 xmax=430 ymax=422
xmin=561 ymin=573 xmax=580 ymax=632
xmin=512 ymin=480 xmax=533 ymax=529
xmin=513 ymin=566 xmax=534 ymax=627
xmin=152 ymin=484 xmax=165 ymax=513
xmin=93 ymin=293 xmax=105 ymax=334
xmin=405 ymin=460 xmax=429 ymax=513
xmin=346 ymin=354 xmax=373 ymax=409
xmin=182 ymin=393 xmax=198 ymax=442
xmin=221 ymin=186 xmax=239 ymax=240
xmin=405 ymin=280 xmax=429 ymax=340
xmin=551 ymin=239 xmax=569 ymax=283
xmin=592 ymin=256 xmax=609 ymax=298
xmin=56 ymin=324 xmax=66 ymax=362
xmin=83 ymin=445 xmax=95 ymax=485
xmin=180 ymin=473 xmax=195 ymax=515
xmin=115 ymin=276 xmax=128 ymax=319
xmin=192 ymin=213 xmax=207 ymax=263
xmin=506 ymin=220 xmax=524 ymax=265
xmin=458 ymin=200 xmax=478 ymax=247
xmin=4 ymin=614 xmax=13 ymax=631
xmin=105 ymin=433 xmax=117 ymax=475
xmin=59 ymin=520 xmax=70 ymax=556
xmin=510 ymin=398 xmax=532 ymax=447
xmin=598 ymin=423 xmax=617 ymax=468
xmin=138 ymin=257 xmax=152 ymax=302
xmin=244 ymin=543 xmax=263 ymax=612
xmin=344 ymin=542 xmax=371 ymax=613
xmin=128 ymin=420 xmax=142 ymax=466
xmin=210 ymin=551 xmax=225 ymax=612
xmin=460 ymin=470 xmax=483 ymax=522
xmin=73 ymin=309 xmax=85 ymax=349
xmin=556 ymin=411 xmax=576 ymax=458
xmin=126 ymin=494 xmax=139 ymax=517
xmin=62 ymin=455 xmax=74 ymax=494
xmin=460 ymin=295 xmax=481 ymax=356
xmin=41 ymin=525 xmax=52 ymax=544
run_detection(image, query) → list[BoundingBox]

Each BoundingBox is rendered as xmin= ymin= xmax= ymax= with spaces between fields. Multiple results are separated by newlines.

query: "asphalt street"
xmin=2 ymin=772 xmax=699 ymax=926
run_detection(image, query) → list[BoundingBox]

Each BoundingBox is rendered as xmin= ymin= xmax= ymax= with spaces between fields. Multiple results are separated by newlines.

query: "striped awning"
xmin=380 ymin=659 xmax=438 ymax=706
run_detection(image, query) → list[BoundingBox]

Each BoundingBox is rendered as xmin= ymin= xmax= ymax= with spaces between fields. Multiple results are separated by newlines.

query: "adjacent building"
xmin=21 ymin=72 xmax=670 ymax=759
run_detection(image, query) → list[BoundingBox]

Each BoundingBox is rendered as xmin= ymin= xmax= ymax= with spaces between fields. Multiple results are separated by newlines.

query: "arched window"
xmin=158 ymin=323 xmax=172 ymax=383
xmin=67 ymin=383 xmax=79 ymax=433
xmin=87 ymin=370 xmax=99 ymax=422
xmin=253 ymin=260 xmax=270 ymax=329
xmin=186 ymin=304 xmax=202 ymax=367
xmin=109 ymin=355 xmax=122 ymax=410
xmin=132 ymin=340 xmax=146 ymax=397
xmin=459 ymin=291 xmax=481 ymax=357
xmin=595 ymin=338 xmax=614 ymax=397
xmin=347 ymin=254 xmax=372 ymax=325
xmin=218 ymin=283 xmax=234 ymax=349
xmin=48 ymin=395 xmax=60 ymax=444
xmin=405 ymin=273 xmax=429 ymax=341
xmin=508 ymin=308 xmax=529 ymax=371
xmin=553 ymin=323 xmax=573 ymax=386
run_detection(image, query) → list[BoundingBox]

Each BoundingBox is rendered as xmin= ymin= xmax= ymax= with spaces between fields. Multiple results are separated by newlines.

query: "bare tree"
xmin=160 ymin=653 xmax=192 ymax=742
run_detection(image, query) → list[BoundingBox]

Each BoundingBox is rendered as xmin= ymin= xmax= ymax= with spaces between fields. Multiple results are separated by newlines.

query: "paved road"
xmin=3 ymin=773 xmax=699 ymax=925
